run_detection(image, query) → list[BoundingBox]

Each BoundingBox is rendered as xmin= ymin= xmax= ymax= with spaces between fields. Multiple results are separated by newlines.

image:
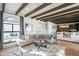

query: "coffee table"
xmin=34 ymin=40 xmax=47 ymax=50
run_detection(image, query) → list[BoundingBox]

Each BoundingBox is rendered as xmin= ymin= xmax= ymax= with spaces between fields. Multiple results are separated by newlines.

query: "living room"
xmin=0 ymin=3 xmax=79 ymax=56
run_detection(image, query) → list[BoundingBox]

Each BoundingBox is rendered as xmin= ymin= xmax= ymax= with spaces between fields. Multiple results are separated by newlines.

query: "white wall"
xmin=47 ymin=21 xmax=57 ymax=35
xmin=24 ymin=17 xmax=57 ymax=36
xmin=24 ymin=18 xmax=57 ymax=44
xmin=24 ymin=17 xmax=48 ymax=35
xmin=46 ymin=21 xmax=57 ymax=43
xmin=23 ymin=17 xmax=49 ymax=45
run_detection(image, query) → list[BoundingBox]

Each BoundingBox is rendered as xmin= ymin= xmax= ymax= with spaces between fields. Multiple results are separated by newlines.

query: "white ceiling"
xmin=18 ymin=3 xmax=43 ymax=17
xmin=5 ymin=3 xmax=22 ymax=14
xmin=0 ymin=3 xmax=79 ymax=23
xmin=36 ymin=3 xmax=79 ymax=19
xmin=0 ymin=3 xmax=79 ymax=18
xmin=29 ymin=3 xmax=64 ymax=17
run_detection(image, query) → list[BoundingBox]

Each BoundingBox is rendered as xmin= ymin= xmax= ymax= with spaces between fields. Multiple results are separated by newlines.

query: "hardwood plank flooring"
xmin=58 ymin=40 xmax=79 ymax=56
xmin=1 ymin=40 xmax=79 ymax=56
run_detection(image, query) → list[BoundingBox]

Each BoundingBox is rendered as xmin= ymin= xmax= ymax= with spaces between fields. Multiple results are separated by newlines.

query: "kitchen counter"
xmin=57 ymin=32 xmax=79 ymax=43
xmin=57 ymin=35 xmax=79 ymax=43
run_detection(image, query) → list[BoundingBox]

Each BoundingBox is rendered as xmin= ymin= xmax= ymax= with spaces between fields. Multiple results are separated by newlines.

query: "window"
xmin=3 ymin=32 xmax=20 ymax=43
xmin=4 ymin=24 xmax=12 ymax=31
xmin=13 ymin=24 xmax=20 ymax=31
xmin=3 ymin=14 xmax=20 ymax=43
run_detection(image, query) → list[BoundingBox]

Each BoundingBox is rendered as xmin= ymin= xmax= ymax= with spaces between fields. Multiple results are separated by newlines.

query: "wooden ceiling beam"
xmin=25 ymin=3 xmax=51 ymax=17
xmin=42 ymin=10 xmax=79 ymax=21
xmin=37 ymin=5 xmax=79 ymax=20
xmin=49 ymin=14 xmax=79 ymax=24
xmin=52 ymin=19 xmax=79 ymax=24
xmin=31 ymin=3 xmax=74 ymax=19
xmin=39 ymin=12 xmax=79 ymax=24
xmin=16 ymin=3 xmax=29 ymax=15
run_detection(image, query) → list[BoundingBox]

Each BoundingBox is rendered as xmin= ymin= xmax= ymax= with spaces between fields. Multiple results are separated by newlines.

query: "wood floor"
xmin=58 ymin=40 xmax=79 ymax=56
xmin=1 ymin=40 xmax=79 ymax=56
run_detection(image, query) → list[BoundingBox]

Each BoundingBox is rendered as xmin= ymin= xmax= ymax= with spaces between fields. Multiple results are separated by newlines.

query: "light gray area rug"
xmin=1 ymin=44 xmax=65 ymax=56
